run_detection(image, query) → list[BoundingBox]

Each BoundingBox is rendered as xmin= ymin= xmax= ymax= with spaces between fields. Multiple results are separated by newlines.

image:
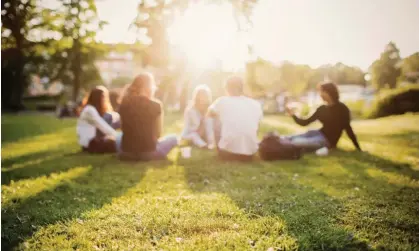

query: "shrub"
xmin=300 ymin=103 xmax=311 ymax=117
xmin=346 ymin=100 xmax=367 ymax=119
xmin=365 ymin=84 xmax=419 ymax=118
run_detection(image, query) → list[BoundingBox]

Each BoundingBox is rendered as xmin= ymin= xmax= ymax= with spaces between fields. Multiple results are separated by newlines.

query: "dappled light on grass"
xmin=21 ymin=164 xmax=298 ymax=250
xmin=1 ymin=114 xmax=419 ymax=250
xmin=1 ymin=127 xmax=77 ymax=167
xmin=2 ymin=166 xmax=91 ymax=208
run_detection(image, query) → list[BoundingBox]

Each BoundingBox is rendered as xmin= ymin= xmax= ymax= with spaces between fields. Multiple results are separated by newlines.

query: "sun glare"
xmin=168 ymin=3 xmax=247 ymax=71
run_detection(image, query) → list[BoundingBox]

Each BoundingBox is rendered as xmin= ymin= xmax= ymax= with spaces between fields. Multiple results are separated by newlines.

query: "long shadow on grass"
xmin=334 ymin=150 xmax=419 ymax=180
xmin=326 ymin=150 xmax=419 ymax=249
xmin=1 ymin=148 xmax=86 ymax=185
xmin=1 ymin=155 xmax=160 ymax=250
xmin=183 ymin=150 xmax=419 ymax=250
xmin=1 ymin=115 xmax=75 ymax=144
xmin=182 ymin=156 xmax=370 ymax=250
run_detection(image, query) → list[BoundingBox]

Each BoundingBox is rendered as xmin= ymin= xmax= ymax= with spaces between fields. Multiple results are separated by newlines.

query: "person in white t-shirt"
xmin=207 ymin=76 xmax=263 ymax=161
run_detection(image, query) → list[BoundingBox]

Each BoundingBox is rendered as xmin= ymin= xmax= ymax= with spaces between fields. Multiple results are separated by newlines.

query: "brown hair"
xmin=318 ymin=82 xmax=340 ymax=103
xmin=82 ymin=86 xmax=113 ymax=116
xmin=225 ymin=76 xmax=244 ymax=96
xmin=123 ymin=72 xmax=155 ymax=99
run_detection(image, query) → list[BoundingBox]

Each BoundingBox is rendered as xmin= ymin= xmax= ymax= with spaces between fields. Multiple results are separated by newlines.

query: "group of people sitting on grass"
xmin=76 ymin=72 xmax=361 ymax=162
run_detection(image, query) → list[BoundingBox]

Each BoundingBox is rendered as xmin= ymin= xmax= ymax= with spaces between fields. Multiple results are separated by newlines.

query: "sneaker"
xmin=315 ymin=147 xmax=329 ymax=156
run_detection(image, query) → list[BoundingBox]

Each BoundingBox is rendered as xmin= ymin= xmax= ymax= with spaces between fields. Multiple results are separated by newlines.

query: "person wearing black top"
xmin=285 ymin=82 xmax=361 ymax=152
xmin=117 ymin=73 xmax=178 ymax=161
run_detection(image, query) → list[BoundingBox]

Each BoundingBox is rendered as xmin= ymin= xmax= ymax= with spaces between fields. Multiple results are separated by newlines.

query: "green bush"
xmin=366 ymin=84 xmax=419 ymax=118
xmin=299 ymin=103 xmax=311 ymax=117
xmin=346 ymin=100 xmax=367 ymax=119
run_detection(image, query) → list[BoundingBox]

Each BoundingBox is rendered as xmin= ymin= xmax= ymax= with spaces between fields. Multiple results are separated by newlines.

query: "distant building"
xmin=27 ymin=75 xmax=64 ymax=97
xmin=95 ymin=50 xmax=140 ymax=86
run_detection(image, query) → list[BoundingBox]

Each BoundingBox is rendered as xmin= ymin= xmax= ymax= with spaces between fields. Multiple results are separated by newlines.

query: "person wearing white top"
xmin=76 ymin=86 xmax=120 ymax=153
xmin=208 ymin=76 xmax=263 ymax=161
xmin=181 ymin=85 xmax=215 ymax=149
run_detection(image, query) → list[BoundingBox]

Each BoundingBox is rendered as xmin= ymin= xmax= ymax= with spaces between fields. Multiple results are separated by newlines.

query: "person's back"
xmin=208 ymin=76 xmax=263 ymax=161
xmin=316 ymin=102 xmax=351 ymax=148
xmin=212 ymin=95 xmax=262 ymax=155
xmin=117 ymin=73 xmax=178 ymax=161
xmin=119 ymin=95 xmax=161 ymax=154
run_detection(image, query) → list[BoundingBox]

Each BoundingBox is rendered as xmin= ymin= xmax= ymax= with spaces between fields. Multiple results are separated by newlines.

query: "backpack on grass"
xmin=259 ymin=132 xmax=302 ymax=161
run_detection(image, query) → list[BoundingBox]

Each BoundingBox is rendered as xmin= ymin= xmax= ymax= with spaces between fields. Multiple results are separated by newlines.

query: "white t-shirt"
xmin=76 ymin=105 xmax=117 ymax=147
xmin=209 ymin=96 xmax=263 ymax=155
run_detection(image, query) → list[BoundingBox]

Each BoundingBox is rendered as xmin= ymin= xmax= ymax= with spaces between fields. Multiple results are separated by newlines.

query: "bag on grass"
xmin=259 ymin=132 xmax=302 ymax=161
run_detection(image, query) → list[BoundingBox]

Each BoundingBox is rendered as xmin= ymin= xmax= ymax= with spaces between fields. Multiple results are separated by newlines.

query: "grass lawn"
xmin=2 ymin=113 xmax=419 ymax=250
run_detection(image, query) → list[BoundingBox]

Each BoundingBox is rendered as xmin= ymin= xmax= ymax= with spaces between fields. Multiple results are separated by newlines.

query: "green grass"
xmin=2 ymin=113 xmax=419 ymax=250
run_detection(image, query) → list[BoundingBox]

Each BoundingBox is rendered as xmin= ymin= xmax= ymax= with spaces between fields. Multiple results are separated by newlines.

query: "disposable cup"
xmin=181 ymin=147 xmax=192 ymax=159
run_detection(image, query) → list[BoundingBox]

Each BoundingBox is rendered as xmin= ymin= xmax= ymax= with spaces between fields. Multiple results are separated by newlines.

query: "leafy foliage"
xmin=366 ymin=84 xmax=419 ymax=118
xmin=400 ymin=52 xmax=419 ymax=83
xmin=370 ymin=42 xmax=402 ymax=89
xmin=1 ymin=0 xmax=58 ymax=109
xmin=245 ymin=59 xmax=366 ymax=96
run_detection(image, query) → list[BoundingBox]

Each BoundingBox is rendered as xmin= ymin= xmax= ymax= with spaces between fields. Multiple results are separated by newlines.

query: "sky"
xmin=95 ymin=0 xmax=419 ymax=70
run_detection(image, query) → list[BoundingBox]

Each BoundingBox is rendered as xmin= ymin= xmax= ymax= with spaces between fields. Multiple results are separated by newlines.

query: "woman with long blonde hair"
xmin=118 ymin=73 xmax=178 ymax=161
xmin=181 ymin=85 xmax=215 ymax=149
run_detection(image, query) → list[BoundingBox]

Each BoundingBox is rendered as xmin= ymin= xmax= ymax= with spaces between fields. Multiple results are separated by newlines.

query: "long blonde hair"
xmin=122 ymin=72 xmax=155 ymax=99
xmin=190 ymin=85 xmax=212 ymax=114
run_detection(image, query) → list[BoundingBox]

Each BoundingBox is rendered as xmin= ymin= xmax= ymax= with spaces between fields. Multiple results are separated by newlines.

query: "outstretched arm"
xmin=288 ymin=107 xmax=319 ymax=126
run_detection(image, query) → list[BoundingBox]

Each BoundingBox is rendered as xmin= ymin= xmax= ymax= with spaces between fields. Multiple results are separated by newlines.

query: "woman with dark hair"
xmin=118 ymin=73 xmax=178 ymax=161
xmin=285 ymin=82 xmax=361 ymax=153
xmin=77 ymin=86 xmax=121 ymax=153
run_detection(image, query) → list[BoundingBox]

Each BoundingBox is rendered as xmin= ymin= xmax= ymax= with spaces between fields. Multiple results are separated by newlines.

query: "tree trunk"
xmin=72 ymin=39 xmax=82 ymax=101
xmin=11 ymin=36 xmax=26 ymax=111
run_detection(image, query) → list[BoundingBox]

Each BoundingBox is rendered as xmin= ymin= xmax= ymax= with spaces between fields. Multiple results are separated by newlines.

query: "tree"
xmin=1 ymin=0 xmax=57 ymax=109
xmin=56 ymin=0 xmax=106 ymax=101
xmin=131 ymin=0 xmax=258 ymax=102
xmin=370 ymin=42 xmax=402 ymax=89
xmin=400 ymin=52 xmax=419 ymax=83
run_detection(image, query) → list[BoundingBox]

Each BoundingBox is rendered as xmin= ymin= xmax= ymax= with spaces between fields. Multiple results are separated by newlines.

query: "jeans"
xmin=283 ymin=130 xmax=329 ymax=152
xmin=102 ymin=112 xmax=121 ymax=130
xmin=116 ymin=134 xmax=178 ymax=160
xmin=182 ymin=117 xmax=215 ymax=147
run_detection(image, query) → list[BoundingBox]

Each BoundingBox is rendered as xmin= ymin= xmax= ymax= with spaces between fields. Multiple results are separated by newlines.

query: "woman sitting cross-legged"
xmin=117 ymin=73 xmax=178 ymax=161
xmin=284 ymin=82 xmax=361 ymax=153
xmin=181 ymin=85 xmax=216 ymax=149
xmin=77 ymin=86 xmax=121 ymax=153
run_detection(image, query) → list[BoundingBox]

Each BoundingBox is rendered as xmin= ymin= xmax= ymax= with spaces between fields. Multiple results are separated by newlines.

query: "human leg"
xmin=182 ymin=132 xmax=207 ymax=148
xmin=155 ymin=134 xmax=179 ymax=158
xmin=204 ymin=117 xmax=216 ymax=147
xmin=287 ymin=130 xmax=329 ymax=152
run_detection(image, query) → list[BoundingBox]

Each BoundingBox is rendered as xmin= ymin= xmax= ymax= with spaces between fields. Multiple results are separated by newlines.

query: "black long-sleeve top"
xmin=292 ymin=102 xmax=361 ymax=150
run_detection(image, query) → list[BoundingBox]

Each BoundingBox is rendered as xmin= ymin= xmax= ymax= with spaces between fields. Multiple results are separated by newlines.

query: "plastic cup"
xmin=181 ymin=147 xmax=192 ymax=159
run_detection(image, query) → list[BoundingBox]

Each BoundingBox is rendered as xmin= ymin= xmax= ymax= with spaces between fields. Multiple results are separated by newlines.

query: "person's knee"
xmin=166 ymin=134 xmax=179 ymax=147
